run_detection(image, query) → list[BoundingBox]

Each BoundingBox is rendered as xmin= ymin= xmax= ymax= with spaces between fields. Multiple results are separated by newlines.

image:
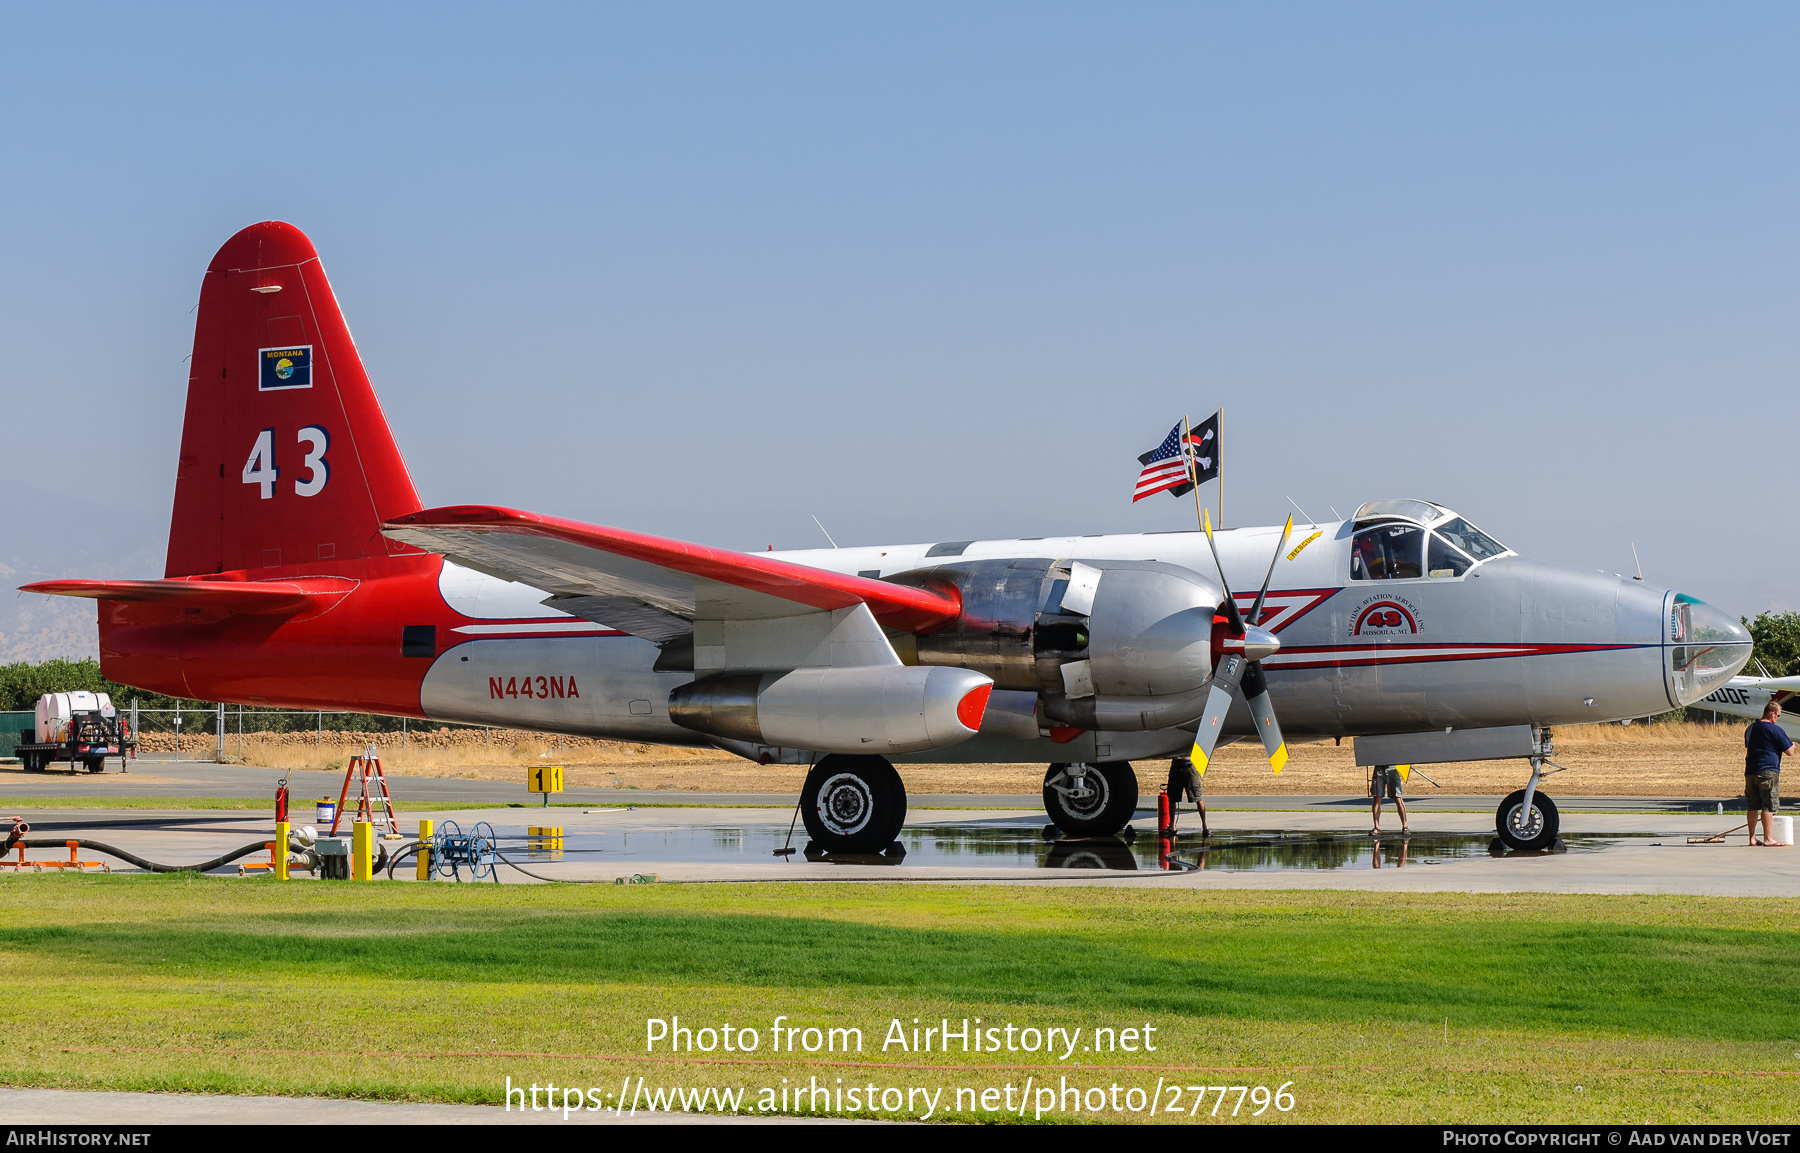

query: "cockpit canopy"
xmin=1349 ymin=499 xmax=1512 ymax=582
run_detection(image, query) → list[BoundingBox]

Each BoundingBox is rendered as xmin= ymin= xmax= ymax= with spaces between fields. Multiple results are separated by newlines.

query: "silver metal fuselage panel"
xmin=416 ymin=520 xmax=1727 ymax=763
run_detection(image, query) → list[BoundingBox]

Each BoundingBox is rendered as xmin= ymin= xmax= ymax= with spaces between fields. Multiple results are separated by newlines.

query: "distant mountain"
xmin=0 ymin=482 xmax=163 ymax=663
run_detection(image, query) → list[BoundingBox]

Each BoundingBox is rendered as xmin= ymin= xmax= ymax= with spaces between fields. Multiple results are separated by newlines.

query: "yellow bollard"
xmin=416 ymin=818 xmax=433 ymax=881
xmin=352 ymin=820 xmax=373 ymax=881
xmin=274 ymin=820 xmax=290 ymax=881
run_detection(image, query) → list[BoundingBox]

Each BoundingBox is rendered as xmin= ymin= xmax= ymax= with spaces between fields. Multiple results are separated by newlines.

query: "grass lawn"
xmin=0 ymin=878 xmax=1793 ymax=1124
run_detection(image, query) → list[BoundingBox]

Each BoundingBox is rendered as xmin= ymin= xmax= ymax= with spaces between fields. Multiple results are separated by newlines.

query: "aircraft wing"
xmin=1735 ymin=675 xmax=1800 ymax=693
xmin=383 ymin=506 xmax=962 ymax=644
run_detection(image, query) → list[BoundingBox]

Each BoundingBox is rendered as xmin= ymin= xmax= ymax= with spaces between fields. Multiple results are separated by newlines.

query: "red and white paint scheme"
xmin=25 ymin=223 xmax=1753 ymax=851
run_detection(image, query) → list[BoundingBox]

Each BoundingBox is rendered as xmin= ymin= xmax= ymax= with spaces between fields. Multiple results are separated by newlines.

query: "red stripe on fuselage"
xmin=1264 ymin=642 xmax=1648 ymax=671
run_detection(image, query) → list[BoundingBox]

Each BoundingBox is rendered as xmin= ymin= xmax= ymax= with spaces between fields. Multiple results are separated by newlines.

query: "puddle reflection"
xmin=478 ymin=823 xmax=1627 ymax=872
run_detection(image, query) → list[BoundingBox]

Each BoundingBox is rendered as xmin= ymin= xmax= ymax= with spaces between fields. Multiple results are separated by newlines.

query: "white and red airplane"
xmin=25 ymin=222 xmax=1754 ymax=853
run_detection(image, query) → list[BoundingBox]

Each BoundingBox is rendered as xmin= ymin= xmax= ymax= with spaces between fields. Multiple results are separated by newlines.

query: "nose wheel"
xmin=1043 ymin=761 xmax=1139 ymax=836
xmin=1496 ymin=789 xmax=1559 ymax=851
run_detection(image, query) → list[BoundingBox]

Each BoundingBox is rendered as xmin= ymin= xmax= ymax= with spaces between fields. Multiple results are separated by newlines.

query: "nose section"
xmin=1666 ymin=594 xmax=1754 ymax=705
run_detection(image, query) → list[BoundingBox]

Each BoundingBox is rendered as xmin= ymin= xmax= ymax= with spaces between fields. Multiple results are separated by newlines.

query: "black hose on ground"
xmin=385 ymin=842 xmax=419 ymax=881
xmin=494 ymin=849 xmax=612 ymax=884
xmin=18 ymin=837 xmax=272 ymax=874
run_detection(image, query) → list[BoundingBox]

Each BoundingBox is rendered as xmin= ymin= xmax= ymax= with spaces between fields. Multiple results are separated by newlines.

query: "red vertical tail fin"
xmin=166 ymin=221 xmax=423 ymax=578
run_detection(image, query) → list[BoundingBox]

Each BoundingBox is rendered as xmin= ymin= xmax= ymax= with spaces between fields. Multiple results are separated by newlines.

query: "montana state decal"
xmin=258 ymin=345 xmax=313 ymax=390
xmin=1349 ymin=593 xmax=1422 ymax=636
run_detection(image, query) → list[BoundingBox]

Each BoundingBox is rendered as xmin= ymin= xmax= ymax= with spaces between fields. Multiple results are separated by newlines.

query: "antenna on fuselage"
xmin=1284 ymin=495 xmax=1317 ymax=526
xmin=1630 ymin=543 xmax=1645 ymax=581
xmin=811 ymin=515 xmax=839 ymax=549
xmin=1327 ymin=506 xmax=1342 ymax=521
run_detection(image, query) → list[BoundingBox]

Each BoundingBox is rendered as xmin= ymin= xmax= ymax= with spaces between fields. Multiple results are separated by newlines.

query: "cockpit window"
xmin=1351 ymin=524 xmax=1424 ymax=580
xmin=1435 ymin=517 xmax=1508 ymax=561
xmin=1427 ymin=534 xmax=1473 ymax=578
xmin=1352 ymin=499 xmax=1446 ymax=524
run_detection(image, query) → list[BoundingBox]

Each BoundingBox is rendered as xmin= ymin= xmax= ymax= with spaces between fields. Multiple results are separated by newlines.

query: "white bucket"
xmin=1771 ymin=815 xmax=1794 ymax=847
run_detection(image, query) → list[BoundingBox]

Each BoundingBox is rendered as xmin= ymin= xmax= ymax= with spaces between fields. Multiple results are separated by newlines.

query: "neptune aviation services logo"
xmin=258 ymin=345 xmax=312 ymax=391
xmin=1349 ymin=593 xmax=1421 ymax=637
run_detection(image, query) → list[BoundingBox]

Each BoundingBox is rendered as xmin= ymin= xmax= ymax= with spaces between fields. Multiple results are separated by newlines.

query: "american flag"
xmin=1133 ymin=422 xmax=1196 ymax=502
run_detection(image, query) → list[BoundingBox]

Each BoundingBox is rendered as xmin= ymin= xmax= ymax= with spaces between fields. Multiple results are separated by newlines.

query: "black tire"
xmin=800 ymin=755 xmax=907 ymax=854
xmin=23 ymin=752 xmax=44 ymax=772
xmin=84 ymin=757 xmax=105 ymax=774
xmin=1496 ymin=789 xmax=1559 ymax=851
xmin=1042 ymin=762 xmax=1139 ymax=836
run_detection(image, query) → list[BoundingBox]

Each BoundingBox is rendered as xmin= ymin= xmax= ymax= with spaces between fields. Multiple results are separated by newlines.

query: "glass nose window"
xmin=1351 ymin=525 xmax=1424 ymax=580
xmin=1427 ymin=534 xmax=1474 ymax=578
xmin=1666 ymin=595 xmax=1754 ymax=704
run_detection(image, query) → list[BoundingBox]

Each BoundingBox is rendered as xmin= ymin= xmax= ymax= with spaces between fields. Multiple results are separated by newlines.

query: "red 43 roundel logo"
xmin=1350 ymin=595 xmax=1421 ymax=636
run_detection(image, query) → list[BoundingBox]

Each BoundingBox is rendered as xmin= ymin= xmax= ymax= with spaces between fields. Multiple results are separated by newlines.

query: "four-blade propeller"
xmin=1191 ymin=512 xmax=1293 ymax=776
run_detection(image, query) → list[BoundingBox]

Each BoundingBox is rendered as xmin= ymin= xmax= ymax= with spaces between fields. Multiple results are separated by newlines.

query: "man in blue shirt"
xmin=1744 ymin=700 xmax=1794 ymax=846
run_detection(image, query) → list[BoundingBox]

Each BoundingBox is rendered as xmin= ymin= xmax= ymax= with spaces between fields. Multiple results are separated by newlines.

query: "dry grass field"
xmin=136 ymin=720 xmax=1756 ymax=797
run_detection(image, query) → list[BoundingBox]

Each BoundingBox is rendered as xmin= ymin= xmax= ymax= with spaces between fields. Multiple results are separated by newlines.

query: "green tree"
xmin=1742 ymin=610 xmax=1800 ymax=678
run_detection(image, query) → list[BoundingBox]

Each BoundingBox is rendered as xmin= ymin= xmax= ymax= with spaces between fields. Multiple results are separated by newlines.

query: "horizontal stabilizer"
xmin=383 ymin=505 xmax=962 ymax=635
xmin=22 ymin=577 xmax=354 ymax=618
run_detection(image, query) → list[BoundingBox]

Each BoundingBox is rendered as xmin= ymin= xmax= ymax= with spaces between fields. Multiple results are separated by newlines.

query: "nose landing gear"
xmin=1496 ymin=787 xmax=1560 ymax=851
xmin=1495 ymin=732 xmax=1567 ymax=851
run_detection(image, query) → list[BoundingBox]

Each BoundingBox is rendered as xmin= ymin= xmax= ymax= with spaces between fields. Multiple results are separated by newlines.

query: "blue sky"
xmin=2 ymin=3 xmax=1794 ymax=618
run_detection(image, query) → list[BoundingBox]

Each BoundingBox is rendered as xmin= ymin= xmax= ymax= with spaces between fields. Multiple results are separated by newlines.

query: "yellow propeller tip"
xmin=1269 ymin=745 xmax=1288 ymax=774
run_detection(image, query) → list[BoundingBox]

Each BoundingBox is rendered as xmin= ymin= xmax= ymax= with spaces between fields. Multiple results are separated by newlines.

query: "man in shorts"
xmin=1166 ymin=756 xmax=1208 ymax=838
xmin=1370 ymin=764 xmax=1409 ymax=835
xmin=1744 ymin=700 xmax=1794 ymax=846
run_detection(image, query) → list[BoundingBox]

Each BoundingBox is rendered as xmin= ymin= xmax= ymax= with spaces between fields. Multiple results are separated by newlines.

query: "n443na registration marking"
xmin=490 ymin=675 xmax=582 ymax=700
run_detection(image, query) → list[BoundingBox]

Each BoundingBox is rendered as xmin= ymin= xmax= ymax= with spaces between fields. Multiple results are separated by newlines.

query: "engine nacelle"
xmin=888 ymin=558 xmax=1225 ymax=732
xmin=668 ymin=665 xmax=994 ymax=755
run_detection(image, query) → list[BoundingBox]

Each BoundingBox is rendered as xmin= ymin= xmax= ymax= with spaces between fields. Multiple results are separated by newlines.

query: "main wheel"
xmin=1042 ymin=762 xmax=1139 ymax=836
xmin=1495 ymin=789 xmax=1559 ymax=851
xmin=801 ymin=755 xmax=907 ymax=854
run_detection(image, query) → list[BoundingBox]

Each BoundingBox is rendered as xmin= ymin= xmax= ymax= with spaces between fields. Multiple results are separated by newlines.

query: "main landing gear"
xmin=800 ymin=754 xmax=908 ymax=854
xmin=1042 ymin=762 xmax=1139 ymax=836
xmin=1495 ymin=733 xmax=1565 ymax=852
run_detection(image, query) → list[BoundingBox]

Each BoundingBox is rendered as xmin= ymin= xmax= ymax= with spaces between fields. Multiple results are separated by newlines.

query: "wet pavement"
xmin=2 ymin=804 xmax=1794 ymax=895
xmin=0 ymin=756 xmax=1766 ymax=813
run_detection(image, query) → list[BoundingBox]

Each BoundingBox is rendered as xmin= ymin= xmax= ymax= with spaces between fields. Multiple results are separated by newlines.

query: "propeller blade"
xmin=1189 ymin=652 xmax=1249 ymax=774
xmin=1239 ymin=658 xmax=1288 ymax=774
xmin=1246 ymin=514 xmax=1295 ymax=629
xmin=1201 ymin=508 xmax=1247 ymax=634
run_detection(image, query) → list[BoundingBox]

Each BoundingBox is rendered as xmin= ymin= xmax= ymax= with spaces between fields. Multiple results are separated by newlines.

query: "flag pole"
xmin=1182 ymin=414 xmax=1207 ymax=535
xmin=1217 ymin=405 xmax=1224 ymax=528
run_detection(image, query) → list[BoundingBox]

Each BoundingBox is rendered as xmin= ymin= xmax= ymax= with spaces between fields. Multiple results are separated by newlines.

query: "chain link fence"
xmin=124 ymin=702 xmax=526 ymax=762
